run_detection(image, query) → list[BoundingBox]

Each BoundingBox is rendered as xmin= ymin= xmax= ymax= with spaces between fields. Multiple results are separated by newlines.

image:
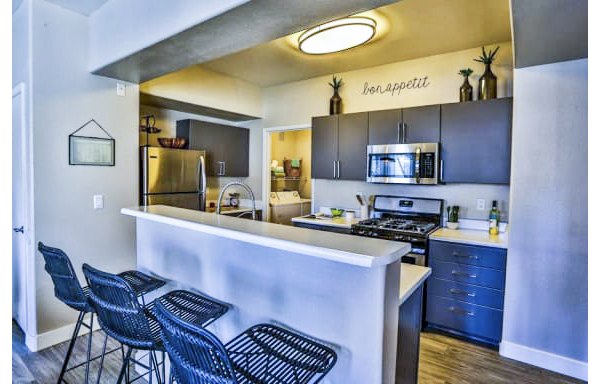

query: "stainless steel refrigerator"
xmin=140 ymin=146 xmax=207 ymax=211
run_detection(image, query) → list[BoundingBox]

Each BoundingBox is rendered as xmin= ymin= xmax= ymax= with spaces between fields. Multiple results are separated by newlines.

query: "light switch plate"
xmin=116 ymin=83 xmax=126 ymax=96
xmin=476 ymin=199 xmax=486 ymax=211
xmin=93 ymin=195 xmax=104 ymax=210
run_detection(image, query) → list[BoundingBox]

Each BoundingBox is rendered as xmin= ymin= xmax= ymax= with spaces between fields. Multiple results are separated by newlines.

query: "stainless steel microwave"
xmin=366 ymin=143 xmax=439 ymax=184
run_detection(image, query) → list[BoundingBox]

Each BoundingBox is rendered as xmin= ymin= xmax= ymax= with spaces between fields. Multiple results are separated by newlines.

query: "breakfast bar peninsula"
xmin=122 ymin=205 xmax=413 ymax=383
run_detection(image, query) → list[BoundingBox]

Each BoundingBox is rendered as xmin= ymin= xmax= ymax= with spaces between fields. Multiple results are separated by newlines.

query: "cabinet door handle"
xmin=397 ymin=122 xmax=401 ymax=143
xmin=448 ymin=306 xmax=474 ymax=316
xmin=440 ymin=159 xmax=444 ymax=181
xmin=451 ymin=270 xmax=477 ymax=279
xmin=333 ymin=160 xmax=337 ymax=179
xmin=452 ymin=251 xmax=479 ymax=260
xmin=402 ymin=122 xmax=407 ymax=143
xmin=449 ymin=288 xmax=476 ymax=297
xmin=336 ymin=161 xmax=340 ymax=179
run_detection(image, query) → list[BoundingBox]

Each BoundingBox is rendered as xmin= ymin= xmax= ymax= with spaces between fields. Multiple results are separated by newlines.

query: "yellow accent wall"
xmin=141 ymin=65 xmax=263 ymax=118
xmin=262 ymin=42 xmax=513 ymax=127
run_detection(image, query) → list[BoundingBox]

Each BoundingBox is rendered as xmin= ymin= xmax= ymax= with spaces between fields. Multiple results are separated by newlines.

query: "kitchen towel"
xmin=291 ymin=159 xmax=300 ymax=168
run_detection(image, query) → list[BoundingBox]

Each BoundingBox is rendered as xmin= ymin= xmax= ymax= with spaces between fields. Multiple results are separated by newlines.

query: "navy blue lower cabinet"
xmin=429 ymin=259 xmax=505 ymax=290
xmin=426 ymin=240 xmax=507 ymax=346
xmin=426 ymin=295 xmax=503 ymax=343
xmin=427 ymin=278 xmax=504 ymax=310
xmin=429 ymin=241 xmax=506 ymax=270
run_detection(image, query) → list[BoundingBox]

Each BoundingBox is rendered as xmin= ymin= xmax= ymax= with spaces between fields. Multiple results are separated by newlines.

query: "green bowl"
xmin=330 ymin=208 xmax=345 ymax=217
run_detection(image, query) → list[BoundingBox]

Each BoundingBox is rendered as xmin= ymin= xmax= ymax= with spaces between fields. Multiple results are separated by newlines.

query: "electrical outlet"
xmin=93 ymin=195 xmax=104 ymax=210
xmin=476 ymin=199 xmax=486 ymax=211
xmin=116 ymin=83 xmax=126 ymax=96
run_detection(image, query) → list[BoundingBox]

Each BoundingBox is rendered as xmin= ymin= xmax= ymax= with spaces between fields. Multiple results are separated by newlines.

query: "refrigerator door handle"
xmin=198 ymin=155 xmax=207 ymax=211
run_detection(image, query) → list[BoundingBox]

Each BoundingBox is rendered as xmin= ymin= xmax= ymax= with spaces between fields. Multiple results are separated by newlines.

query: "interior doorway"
xmin=262 ymin=125 xmax=312 ymax=224
xmin=12 ymin=83 xmax=35 ymax=340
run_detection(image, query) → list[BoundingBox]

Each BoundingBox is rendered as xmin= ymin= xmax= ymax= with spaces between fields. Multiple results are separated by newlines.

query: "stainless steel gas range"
xmin=351 ymin=195 xmax=443 ymax=266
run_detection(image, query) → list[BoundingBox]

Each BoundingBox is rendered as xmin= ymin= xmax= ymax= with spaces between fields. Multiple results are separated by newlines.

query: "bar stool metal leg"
xmin=117 ymin=347 xmax=132 ymax=384
xmin=57 ymin=311 xmax=85 ymax=384
xmin=84 ymin=313 xmax=94 ymax=384
xmin=95 ymin=333 xmax=109 ymax=384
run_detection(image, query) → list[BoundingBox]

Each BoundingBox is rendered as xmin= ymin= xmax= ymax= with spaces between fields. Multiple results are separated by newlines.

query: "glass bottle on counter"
xmin=489 ymin=200 xmax=500 ymax=235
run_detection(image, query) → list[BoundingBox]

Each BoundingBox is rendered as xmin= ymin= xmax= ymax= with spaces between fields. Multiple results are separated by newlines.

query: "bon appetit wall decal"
xmin=361 ymin=76 xmax=430 ymax=97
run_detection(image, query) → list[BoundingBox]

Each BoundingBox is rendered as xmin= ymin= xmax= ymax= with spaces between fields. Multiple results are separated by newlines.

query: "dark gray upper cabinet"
xmin=402 ymin=105 xmax=441 ymax=143
xmin=368 ymin=109 xmax=401 ymax=145
xmin=176 ymin=119 xmax=249 ymax=177
xmin=368 ymin=105 xmax=440 ymax=145
xmin=311 ymin=113 xmax=368 ymax=181
xmin=311 ymin=115 xmax=338 ymax=180
xmin=338 ymin=113 xmax=368 ymax=180
xmin=440 ymin=98 xmax=512 ymax=184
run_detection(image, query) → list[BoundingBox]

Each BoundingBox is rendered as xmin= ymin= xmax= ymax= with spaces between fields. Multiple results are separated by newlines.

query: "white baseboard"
xmin=500 ymin=340 xmax=587 ymax=381
xmin=26 ymin=314 xmax=103 ymax=352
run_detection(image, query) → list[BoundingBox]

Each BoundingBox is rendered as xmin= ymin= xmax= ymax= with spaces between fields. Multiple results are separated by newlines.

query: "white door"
xmin=12 ymin=84 xmax=28 ymax=327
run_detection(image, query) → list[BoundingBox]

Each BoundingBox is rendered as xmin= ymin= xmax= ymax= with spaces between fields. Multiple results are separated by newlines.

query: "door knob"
xmin=13 ymin=226 xmax=24 ymax=233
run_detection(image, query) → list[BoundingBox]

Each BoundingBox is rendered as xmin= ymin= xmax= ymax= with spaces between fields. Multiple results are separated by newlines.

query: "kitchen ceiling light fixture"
xmin=298 ymin=16 xmax=376 ymax=55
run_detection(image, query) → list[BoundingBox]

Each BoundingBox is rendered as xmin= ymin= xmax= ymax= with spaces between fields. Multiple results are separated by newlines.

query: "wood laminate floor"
xmin=418 ymin=331 xmax=586 ymax=384
xmin=13 ymin=322 xmax=585 ymax=383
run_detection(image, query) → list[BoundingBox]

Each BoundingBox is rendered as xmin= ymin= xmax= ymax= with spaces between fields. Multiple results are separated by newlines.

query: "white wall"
xmin=12 ymin=0 xmax=29 ymax=88
xmin=31 ymin=0 xmax=139 ymax=338
xmin=501 ymin=59 xmax=587 ymax=380
xmin=262 ymin=44 xmax=514 ymax=219
xmin=89 ymin=0 xmax=250 ymax=71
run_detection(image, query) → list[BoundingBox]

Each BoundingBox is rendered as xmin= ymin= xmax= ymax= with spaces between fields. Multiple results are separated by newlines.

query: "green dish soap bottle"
xmin=489 ymin=200 xmax=500 ymax=235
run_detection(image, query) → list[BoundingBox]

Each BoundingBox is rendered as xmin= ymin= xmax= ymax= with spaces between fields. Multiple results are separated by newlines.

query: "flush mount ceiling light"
xmin=298 ymin=16 xmax=377 ymax=55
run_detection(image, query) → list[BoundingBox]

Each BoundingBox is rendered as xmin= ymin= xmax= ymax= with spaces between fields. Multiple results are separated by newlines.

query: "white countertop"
xmin=430 ymin=227 xmax=508 ymax=249
xmin=291 ymin=215 xmax=361 ymax=229
xmin=399 ymin=263 xmax=431 ymax=305
xmin=122 ymin=205 xmax=410 ymax=268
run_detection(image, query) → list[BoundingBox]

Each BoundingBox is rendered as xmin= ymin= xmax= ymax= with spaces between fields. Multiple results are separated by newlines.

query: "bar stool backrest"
xmin=154 ymin=299 xmax=238 ymax=384
xmin=82 ymin=263 xmax=155 ymax=349
xmin=38 ymin=242 xmax=89 ymax=312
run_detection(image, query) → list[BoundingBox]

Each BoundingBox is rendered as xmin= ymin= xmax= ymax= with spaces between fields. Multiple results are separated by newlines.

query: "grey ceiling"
xmin=43 ymin=0 xmax=108 ymax=15
xmin=511 ymin=0 xmax=587 ymax=68
xmin=92 ymin=0 xmax=398 ymax=83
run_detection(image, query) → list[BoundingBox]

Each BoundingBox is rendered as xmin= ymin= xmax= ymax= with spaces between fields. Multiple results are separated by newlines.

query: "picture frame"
xmin=69 ymin=135 xmax=115 ymax=166
xmin=68 ymin=119 xmax=115 ymax=166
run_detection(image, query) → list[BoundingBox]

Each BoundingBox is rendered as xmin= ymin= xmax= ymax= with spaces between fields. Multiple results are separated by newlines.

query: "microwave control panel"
xmin=420 ymin=153 xmax=436 ymax=178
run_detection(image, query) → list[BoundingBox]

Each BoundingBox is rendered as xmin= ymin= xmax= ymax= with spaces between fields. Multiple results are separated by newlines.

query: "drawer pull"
xmin=451 ymin=270 xmax=477 ymax=278
xmin=449 ymin=288 xmax=476 ymax=297
xmin=452 ymin=251 xmax=479 ymax=260
xmin=448 ymin=306 xmax=474 ymax=316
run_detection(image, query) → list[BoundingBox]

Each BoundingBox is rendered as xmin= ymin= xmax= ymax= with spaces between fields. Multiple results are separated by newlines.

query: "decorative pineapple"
xmin=328 ymin=75 xmax=343 ymax=115
xmin=473 ymin=46 xmax=500 ymax=100
xmin=458 ymin=68 xmax=474 ymax=102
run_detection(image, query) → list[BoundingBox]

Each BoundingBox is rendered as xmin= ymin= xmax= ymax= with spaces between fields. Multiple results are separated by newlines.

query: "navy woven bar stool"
xmin=82 ymin=264 xmax=228 ymax=384
xmin=154 ymin=297 xmax=337 ymax=384
xmin=37 ymin=242 xmax=167 ymax=384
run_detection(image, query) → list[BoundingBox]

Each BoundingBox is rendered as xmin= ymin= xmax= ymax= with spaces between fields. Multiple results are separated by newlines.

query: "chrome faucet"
xmin=216 ymin=181 xmax=257 ymax=220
